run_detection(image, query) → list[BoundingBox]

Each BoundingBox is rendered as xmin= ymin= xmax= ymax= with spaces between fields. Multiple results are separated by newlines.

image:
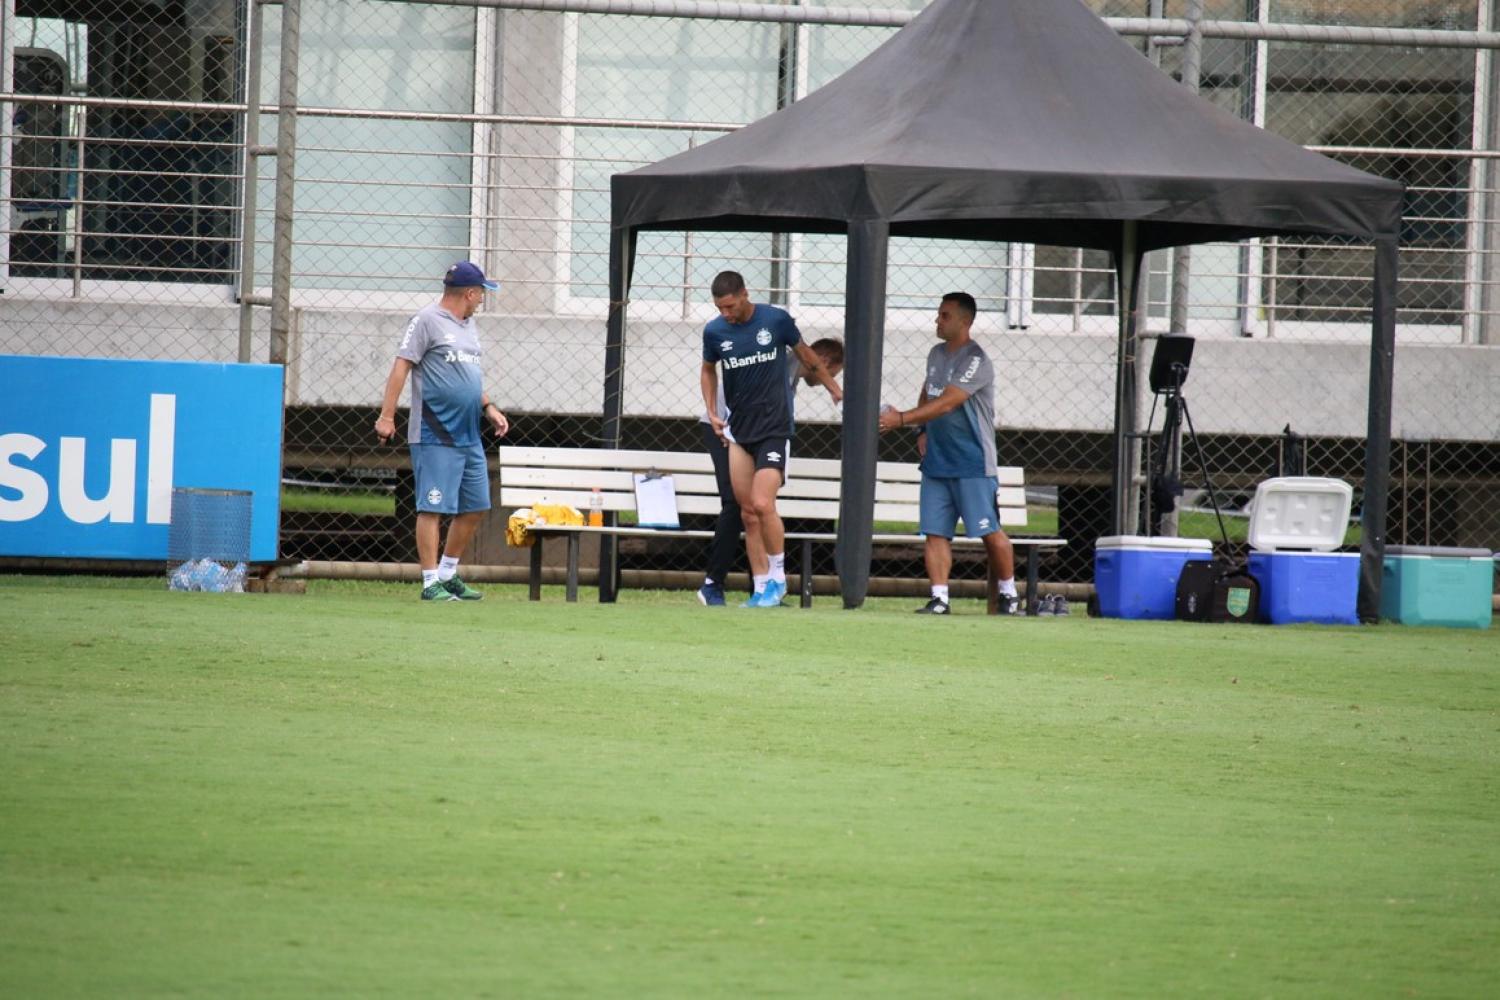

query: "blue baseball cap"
xmin=443 ymin=261 xmax=499 ymax=290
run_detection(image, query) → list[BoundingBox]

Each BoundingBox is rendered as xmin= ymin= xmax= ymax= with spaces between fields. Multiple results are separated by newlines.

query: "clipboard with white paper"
xmin=632 ymin=472 xmax=680 ymax=529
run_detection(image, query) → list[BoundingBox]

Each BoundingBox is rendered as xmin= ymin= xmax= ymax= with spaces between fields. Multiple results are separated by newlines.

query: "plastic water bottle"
xmin=588 ymin=487 xmax=605 ymax=527
xmin=197 ymin=558 xmax=227 ymax=592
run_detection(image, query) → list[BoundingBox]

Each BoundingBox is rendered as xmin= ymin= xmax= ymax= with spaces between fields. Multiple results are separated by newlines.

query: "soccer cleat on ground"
xmin=421 ymin=582 xmax=459 ymax=602
xmin=915 ymin=597 xmax=951 ymax=615
xmin=442 ymin=575 xmax=483 ymax=600
xmin=996 ymin=593 xmax=1022 ymax=616
xmin=697 ymin=582 xmax=727 ymax=606
xmin=1036 ymin=593 xmax=1058 ymax=616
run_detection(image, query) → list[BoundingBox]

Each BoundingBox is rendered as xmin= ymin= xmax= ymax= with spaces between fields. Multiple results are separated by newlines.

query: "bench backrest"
xmin=498 ymin=446 xmax=1028 ymax=527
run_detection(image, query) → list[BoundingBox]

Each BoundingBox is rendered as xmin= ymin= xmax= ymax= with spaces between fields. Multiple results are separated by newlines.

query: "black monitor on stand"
xmin=1143 ymin=335 xmax=1229 ymax=545
xmin=1149 ymin=333 xmax=1195 ymax=396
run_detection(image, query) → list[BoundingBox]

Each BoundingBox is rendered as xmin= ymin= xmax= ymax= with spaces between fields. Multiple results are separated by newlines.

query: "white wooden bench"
xmin=497 ymin=446 xmax=1066 ymax=613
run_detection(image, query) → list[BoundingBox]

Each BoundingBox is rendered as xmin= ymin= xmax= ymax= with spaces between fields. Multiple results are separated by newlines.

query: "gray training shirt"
xmin=396 ymin=303 xmax=485 ymax=447
xmin=919 ymin=340 xmax=997 ymax=479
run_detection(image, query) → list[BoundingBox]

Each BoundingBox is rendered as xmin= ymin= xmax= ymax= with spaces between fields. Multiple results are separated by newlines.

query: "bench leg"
xmin=566 ymin=534 xmax=580 ymax=603
xmin=529 ymin=538 xmax=543 ymax=601
xmin=800 ymin=537 xmax=814 ymax=608
xmin=599 ymin=534 xmax=617 ymax=604
xmin=1025 ymin=547 xmax=1040 ymax=616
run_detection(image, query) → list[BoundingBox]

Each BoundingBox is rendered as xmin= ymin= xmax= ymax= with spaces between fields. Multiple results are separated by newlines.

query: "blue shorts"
xmin=919 ymin=475 xmax=1002 ymax=539
xmin=411 ymin=442 xmax=491 ymax=514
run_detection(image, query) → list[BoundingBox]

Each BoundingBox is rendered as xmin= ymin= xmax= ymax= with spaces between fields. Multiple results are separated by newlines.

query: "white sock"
xmin=753 ymin=573 xmax=769 ymax=593
xmin=997 ymin=578 xmax=1017 ymax=597
xmin=438 ymin=555 xmax=460 ymax=582
xmin=932 ymin=585 xmax=950 ymax=603
xmin=704 ymin=576 xmax=715 ymax=587
xmin=422 ymin=569 xmax=440 ymax=588
xmin=768 ymin=552 xmax=786 ymax=584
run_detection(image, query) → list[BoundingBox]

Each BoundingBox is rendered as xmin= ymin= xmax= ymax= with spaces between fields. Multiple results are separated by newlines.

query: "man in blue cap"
xmin=375 ymin=261 xmax=509 ymax=601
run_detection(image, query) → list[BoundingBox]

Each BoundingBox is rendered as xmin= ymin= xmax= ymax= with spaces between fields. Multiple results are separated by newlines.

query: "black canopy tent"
xmin=604 ymin=0 xmax=1404 ymax=619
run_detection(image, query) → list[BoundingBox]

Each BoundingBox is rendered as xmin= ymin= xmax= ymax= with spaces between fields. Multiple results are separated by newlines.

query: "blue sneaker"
xmin=753 ymin=579 xmax=787 ymax=608
xmin=697 ymin=582 xmax=726 ymax=606
xmin=740 ymin=590 xmax=764 ymax=608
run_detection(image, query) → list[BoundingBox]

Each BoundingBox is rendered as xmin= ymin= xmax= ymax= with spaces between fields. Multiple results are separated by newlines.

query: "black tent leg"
xmin=1110 ymin=220 xmax=1143 ymax=537
xmin=600 ymin=224 xmax=635 ymax=603
xmin=837 ymin=218 xmax=889 ymax=609
xmin=1359 ymin=236 xmax=1398 ymax=623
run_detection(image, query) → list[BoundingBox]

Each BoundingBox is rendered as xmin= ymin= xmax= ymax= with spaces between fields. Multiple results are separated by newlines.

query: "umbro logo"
xmin=721 ymin=340 xmax=734 ymax=352
xmin=978 ymin=518 xmax=992 ymax=530
xmin=766 ymin=451 xmax=782 ymax=463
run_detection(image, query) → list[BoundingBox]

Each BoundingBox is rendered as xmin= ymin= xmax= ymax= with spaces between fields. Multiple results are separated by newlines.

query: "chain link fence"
xmin=3 ymin=0 xmax=1497 ymax=595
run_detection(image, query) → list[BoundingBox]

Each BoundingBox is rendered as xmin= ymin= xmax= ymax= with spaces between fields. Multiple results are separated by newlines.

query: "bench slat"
xmin=503 ymin=465 xmax=851 ymax=502
xmin=499 ymin=446 xmax=716 ymax=474
xmin=503 ymin=466 xmax=722 ymax=496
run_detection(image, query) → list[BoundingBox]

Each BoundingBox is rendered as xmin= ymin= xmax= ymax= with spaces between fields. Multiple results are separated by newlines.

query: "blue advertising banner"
xmin=0 ymin=355 xmax=283 ymax=560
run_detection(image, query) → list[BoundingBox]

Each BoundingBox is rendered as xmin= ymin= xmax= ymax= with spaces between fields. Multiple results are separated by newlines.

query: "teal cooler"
xmin=1095 ymin=536 xmax=1212 ymax=620
xmin=1380 ymin=546 xmax=1494 ymax=629
xmin=1247 ymin=551 xmax=1360 ymax=625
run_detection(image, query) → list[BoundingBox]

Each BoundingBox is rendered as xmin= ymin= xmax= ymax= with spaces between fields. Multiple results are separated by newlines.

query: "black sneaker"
xmin=1035 ymin=594 xmax=1057 ymax=616
xmin=997 ymin=593 xmax=1022 ymax=616
xmin=915 ymin=597 xmax=951 ymax=615
xmin=1053 ymin=595 xmax=1071 ymax=616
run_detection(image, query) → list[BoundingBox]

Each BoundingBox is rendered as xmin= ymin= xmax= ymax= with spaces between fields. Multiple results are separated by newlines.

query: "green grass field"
xmin=281 ymin=487 xmax=395 ymax=516
xmin=2 ymin=576 xmax=1496 ymax=997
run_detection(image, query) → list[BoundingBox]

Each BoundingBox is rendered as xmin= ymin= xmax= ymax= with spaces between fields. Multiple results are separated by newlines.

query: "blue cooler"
xmin=1248 ymin=550 xmax=1360 ymax=625
xmin=1381 ymin=545 xmax=1494 ymax=629
xmin=1246 ymin=477 xmax=1359 ymax=625
xmin=1095 ymin=535 xmax=1213 ymax=620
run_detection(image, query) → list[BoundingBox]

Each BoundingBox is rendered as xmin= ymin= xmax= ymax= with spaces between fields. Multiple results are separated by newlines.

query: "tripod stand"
xmin=1143 ymin=360 xmax=1231 ymax=545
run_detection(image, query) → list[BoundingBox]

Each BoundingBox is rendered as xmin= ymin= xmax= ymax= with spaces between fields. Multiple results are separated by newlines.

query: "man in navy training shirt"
xmin=701 ymin=270 xmax=843 ymax=608
xmin=696 ymin=336 xmax=844 ymax=606
xmin=878 ymin=292 xmax=1019 ymax=616
xmin=375 ymin=261 xmax=510 ymax=602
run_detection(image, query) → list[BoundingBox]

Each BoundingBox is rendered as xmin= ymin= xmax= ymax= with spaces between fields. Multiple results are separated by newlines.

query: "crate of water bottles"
xmin=167 ymin=488 xmax=251 ymax=593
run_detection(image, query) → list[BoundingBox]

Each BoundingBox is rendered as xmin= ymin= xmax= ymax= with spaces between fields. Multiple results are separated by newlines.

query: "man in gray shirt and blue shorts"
xmin=375 ymin=261 xmax=510 ymax=601
xmin=878 ymin=292 xmax=1019 ymax=615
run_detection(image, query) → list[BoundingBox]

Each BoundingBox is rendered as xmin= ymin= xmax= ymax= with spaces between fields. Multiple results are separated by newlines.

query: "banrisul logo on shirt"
xmin=724 ymin=350 xmax=780 ymax=370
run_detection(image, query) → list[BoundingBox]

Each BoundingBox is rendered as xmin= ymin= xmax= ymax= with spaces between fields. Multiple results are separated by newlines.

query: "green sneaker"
xmin=421 ymin=582 xmax=458 ymax=602
xmin=441 ymin=575 xmax=483 ymax=601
